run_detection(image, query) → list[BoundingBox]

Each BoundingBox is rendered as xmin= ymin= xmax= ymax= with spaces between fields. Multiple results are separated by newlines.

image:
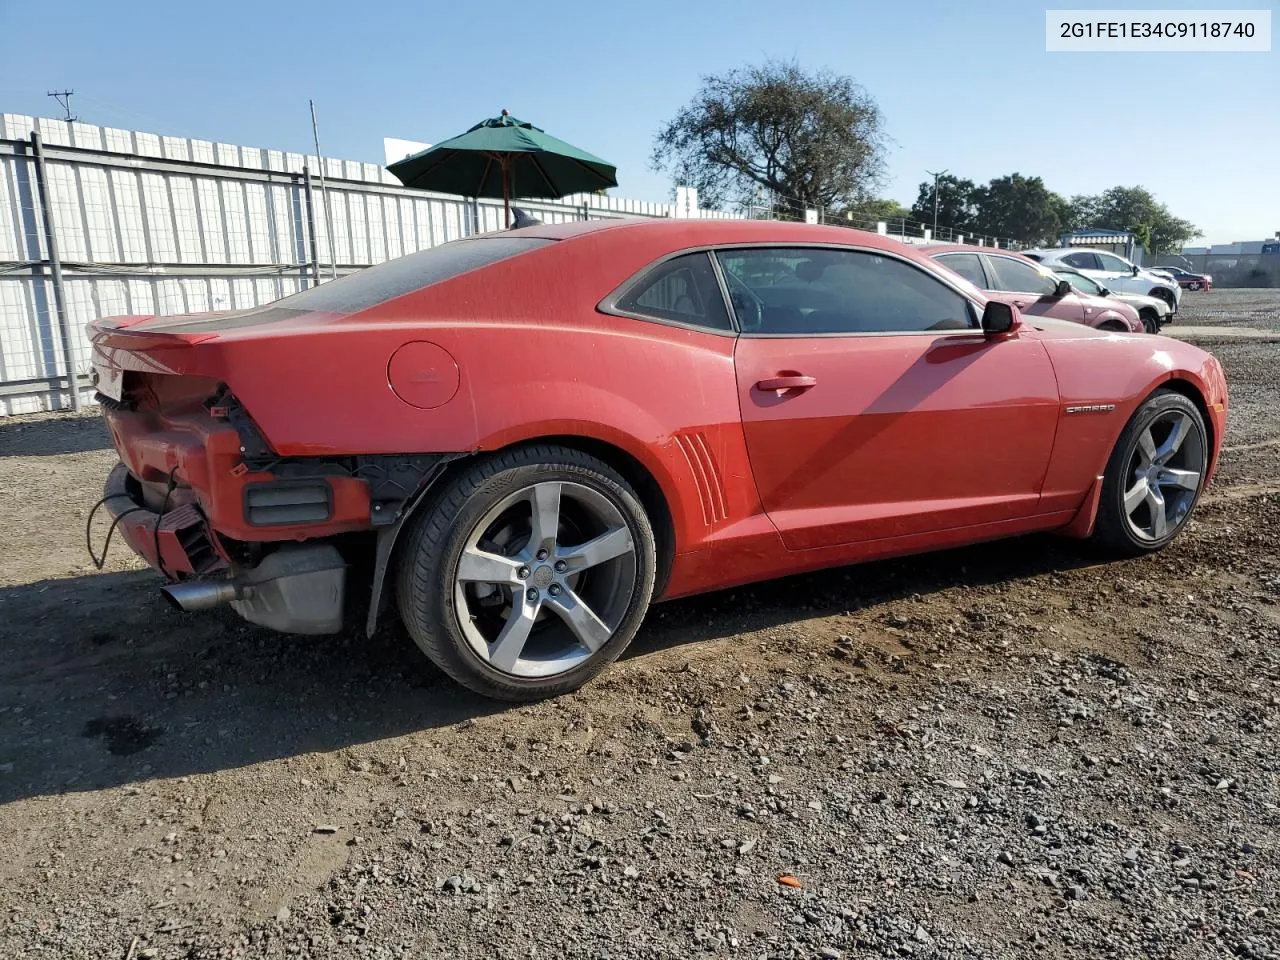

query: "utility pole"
xmin=48 ymin=90 xmax=77 ymax=122
xmin=926 ymin=169 xmax=947 ymax=239
xmin=309 ymin=100 xmax=338 ymax=280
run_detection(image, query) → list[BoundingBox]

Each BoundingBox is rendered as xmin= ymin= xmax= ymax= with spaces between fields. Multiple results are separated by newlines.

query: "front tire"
xmin=395 ymin=445 xmax=657 ymax=701
xmin=1092 ymin=390 xmax=1208 ymax=556
xmin=1139 ymin=309 xmax=1160 ymax=334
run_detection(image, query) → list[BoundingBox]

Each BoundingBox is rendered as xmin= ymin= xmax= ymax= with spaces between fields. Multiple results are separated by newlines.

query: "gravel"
xmin=1 ymin=291 xmax=1278 ymax=959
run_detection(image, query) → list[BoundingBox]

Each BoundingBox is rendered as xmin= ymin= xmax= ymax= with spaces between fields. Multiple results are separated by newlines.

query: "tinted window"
xmin=1096 ymin=253 xmax=1132 ymax=272
xmin=1062 ymin=251 xmax=1099 ymax=270
xmin=270 ymin=237 xmax=552 ymax=314
xmin=715 ymin=247 xmax=974 ymax=335
xmin=935 ymin=253 xmax=988 ymax=288
xmin=615 ymin=252 xmax=733 ymax=331
xmin=1056 ymin=270 xmax=1103 ymax=296
xmin=987 ymin=256 xmax=1058 ymax=295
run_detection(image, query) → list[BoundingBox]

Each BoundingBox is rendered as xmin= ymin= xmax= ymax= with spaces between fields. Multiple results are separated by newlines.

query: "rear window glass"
xmin=614 ymin=252 xmax=733 ymax=331
xmin=272 ymin=237 xmax=553 ymax=314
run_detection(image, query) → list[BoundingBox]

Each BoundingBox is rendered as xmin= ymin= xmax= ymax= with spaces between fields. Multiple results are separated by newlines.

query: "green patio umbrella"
xmin=387 ymin=110 xmax=618 ymax=227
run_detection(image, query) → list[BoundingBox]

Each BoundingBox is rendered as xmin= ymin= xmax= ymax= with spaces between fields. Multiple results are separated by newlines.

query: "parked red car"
xmin=926 ymin=245 xmax=1147 ymax=332
xmin=90 ymin=220 xmax=1227 ymax=700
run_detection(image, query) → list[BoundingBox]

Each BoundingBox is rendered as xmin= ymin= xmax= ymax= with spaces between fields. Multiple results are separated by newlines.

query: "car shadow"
xmin=0 ymin=413 xmax=112 ymax=457
xmin=0 ymin=533 xmax=1103 ymax=805
xmin=633 ymin=531 xmax=1103 ymax=654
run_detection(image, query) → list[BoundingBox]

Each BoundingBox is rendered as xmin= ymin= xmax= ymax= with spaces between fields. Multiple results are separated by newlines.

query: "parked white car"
xmin=1022 ymin=248 xmax=1182 ymax=317
xmin=1050 ymin=267 xmax=1171 ymax=334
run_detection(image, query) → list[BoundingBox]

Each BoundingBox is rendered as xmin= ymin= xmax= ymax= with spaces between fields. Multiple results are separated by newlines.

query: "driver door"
xmin=723 ymin=246 xmax=1061 ymax=551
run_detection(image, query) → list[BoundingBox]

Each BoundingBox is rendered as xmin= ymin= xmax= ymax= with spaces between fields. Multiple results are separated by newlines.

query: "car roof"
xmin=507 ymin=216 xmax=916 ymax=254
xmin=924 ymin=244 xmax=1041 ymax=262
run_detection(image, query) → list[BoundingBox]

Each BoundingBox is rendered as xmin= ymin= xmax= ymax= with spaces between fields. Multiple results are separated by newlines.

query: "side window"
xmin=935 ymin=253 xmax=988 ymax=288
xmin=715 ymin=247 xmax=975 ymax=335
xmin=1062 ymin=251 xmax=1099 ymax=270
xmin=614 ymin=252 xmax=733 ymax=331
xmin=987 ymin=256 xmax=1058 ymax=295
xmin=1096 ymin=253 xmax=1131 ymax=273
xmin=1058 ymin=270 xmax=1102 ymax=296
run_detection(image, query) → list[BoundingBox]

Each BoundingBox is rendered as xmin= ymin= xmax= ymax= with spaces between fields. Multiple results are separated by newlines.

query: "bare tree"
xmin=652 ymin=61 xmax=886 ymax=218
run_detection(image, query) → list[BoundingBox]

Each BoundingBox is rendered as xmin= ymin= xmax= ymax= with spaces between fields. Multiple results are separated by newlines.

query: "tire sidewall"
xmin=401 ymin=450 xmax=657 ymax=700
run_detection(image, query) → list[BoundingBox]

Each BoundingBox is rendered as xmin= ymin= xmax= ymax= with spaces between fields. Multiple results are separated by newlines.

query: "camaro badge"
xmin=1065 ymin=404 xmax=1116 ymax=415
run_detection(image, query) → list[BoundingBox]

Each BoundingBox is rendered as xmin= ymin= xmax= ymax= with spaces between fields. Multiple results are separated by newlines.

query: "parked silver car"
xmin=1022 ymin=247 xmax=1182 ymax=316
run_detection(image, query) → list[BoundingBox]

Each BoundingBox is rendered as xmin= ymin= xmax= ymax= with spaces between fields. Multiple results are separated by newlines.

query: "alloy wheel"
xmin=1122 ymin=409 xmax=1205 ymax=542
xmin=452 ymin=481 xmax=637 ymax=678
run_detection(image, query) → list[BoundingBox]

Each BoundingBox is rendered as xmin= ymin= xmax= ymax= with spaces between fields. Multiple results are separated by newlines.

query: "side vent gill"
xmin=674 ymin=431 xmax=728 ymax=527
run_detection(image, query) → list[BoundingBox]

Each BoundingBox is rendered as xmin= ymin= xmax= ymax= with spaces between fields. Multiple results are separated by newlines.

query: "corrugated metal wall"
xmin=0 ymin=114 xmax=738 ymax=415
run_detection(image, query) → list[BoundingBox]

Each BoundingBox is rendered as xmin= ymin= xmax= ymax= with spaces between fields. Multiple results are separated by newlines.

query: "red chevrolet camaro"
xmin=90 ymin=219 xmax=1228 ymax=700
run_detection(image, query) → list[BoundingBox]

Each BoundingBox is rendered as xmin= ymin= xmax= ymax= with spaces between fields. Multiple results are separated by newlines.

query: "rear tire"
xmin=395 ymin=444 xmax=657 ymax=701
xmin=1092 ymin=390 xmax=1208 ymax=556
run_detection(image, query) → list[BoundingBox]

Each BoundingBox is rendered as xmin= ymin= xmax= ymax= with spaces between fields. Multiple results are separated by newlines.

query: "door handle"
xmin=756 ymin=375 xmax=817 ymax=393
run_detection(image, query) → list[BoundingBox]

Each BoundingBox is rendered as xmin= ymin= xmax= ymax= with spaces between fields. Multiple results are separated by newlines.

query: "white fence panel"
xmin=0 ymin=113 xmax=740 ymax=415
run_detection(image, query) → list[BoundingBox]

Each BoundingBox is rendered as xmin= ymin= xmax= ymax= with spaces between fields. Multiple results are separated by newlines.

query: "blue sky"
xmin=3 ymin=0 xmax=1276 ymax=243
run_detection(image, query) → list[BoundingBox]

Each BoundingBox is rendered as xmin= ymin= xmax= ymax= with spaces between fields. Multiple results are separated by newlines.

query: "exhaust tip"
xmin=160 ymin=580 xmax=237 ymax=612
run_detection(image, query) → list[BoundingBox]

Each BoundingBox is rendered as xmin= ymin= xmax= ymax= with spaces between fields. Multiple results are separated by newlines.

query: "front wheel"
xmin=1139 ymin=309 xmax=1161 ymax=334
xmin=395 ymin=445 xmax=657 ymax=701
xmin=1092 ymin=390 xmax=1208 ymax=556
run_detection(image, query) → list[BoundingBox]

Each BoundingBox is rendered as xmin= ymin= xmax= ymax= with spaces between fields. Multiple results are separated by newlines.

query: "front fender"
xmin=1037 ymin=334 xmax=1223 ymax=511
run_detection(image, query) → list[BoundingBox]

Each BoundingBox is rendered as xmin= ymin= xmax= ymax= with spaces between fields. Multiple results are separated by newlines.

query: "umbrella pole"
xmin=502 ymin=156 xmax=511 ymax=228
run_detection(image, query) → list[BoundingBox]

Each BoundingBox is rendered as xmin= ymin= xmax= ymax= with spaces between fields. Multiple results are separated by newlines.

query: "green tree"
xmin=652 ymin=60 xmax=886 ymax=218
xmin=1076 ymin=186 xmax=1199 ymax=254
xmin=908 ymin=174 xmax=977 ymax=234
xmin=1047 ymin=192 xmax=1074 ymax=237
xmin=971 ymin=173 xmax=1063 ymax=246
xmin=839 ymin=196 xmax=910 ymax=227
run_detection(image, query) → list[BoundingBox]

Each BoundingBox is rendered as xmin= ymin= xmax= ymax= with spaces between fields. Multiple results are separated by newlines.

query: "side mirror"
xmin=981 ymin=300 xmax=1020 ymax=336
xmin=1053 ymin=279 xmax=1072 ymax=298
xmin=1099 ymin=286 xmax=1111 ymax=296
xmin=1131 ymin=264 xmax=1140 ymax=275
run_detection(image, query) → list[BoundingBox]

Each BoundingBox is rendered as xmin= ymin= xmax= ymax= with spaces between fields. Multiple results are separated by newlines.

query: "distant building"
xmin=383 ymin=137 xmax=431 ymax=165
xmin=1057 ymin=228 xmax=1135 ymax=259
xmin=1182 ymin=239 xmax=1273 ymax=255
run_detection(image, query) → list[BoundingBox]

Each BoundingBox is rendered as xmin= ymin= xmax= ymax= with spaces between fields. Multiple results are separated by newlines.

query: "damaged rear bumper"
xmin=103 ymin=464 xmax=347 ymax=635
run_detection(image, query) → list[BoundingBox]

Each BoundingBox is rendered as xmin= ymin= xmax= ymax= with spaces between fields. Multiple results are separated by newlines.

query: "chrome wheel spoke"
xmin=488 ymin=594 xmax=539 ymax=673
xmin=558 ymin=526 xmax=633 ymax=572
xmin=528 ymin=482 xmax=562 ymax=556
xmin=1146 ymin=487 xmax=1168 ymax=539
xmin=1124 ymin=477 xmax=1150 ymax=517
xmin=457 ymin=547 xmax=524 ymax=585
xmin=1136 ymin=428 xmax=1158 ymax=467
xmin=546 ymin=589 xmax=612 ymax=652
xmin=1154 ymin=412 xmax=1191 ymax=464
xmin=1157 ymin=467 xmax=1200 ymax=491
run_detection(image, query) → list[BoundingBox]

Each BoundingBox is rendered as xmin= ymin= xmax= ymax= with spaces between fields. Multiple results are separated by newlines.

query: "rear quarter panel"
xmin=192 ymin=234 xmax=761 ymax=557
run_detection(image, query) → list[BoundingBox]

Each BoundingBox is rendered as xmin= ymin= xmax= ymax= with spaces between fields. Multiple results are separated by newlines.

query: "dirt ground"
xmin=1 ymin=290 xmax=1278 ymax=960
